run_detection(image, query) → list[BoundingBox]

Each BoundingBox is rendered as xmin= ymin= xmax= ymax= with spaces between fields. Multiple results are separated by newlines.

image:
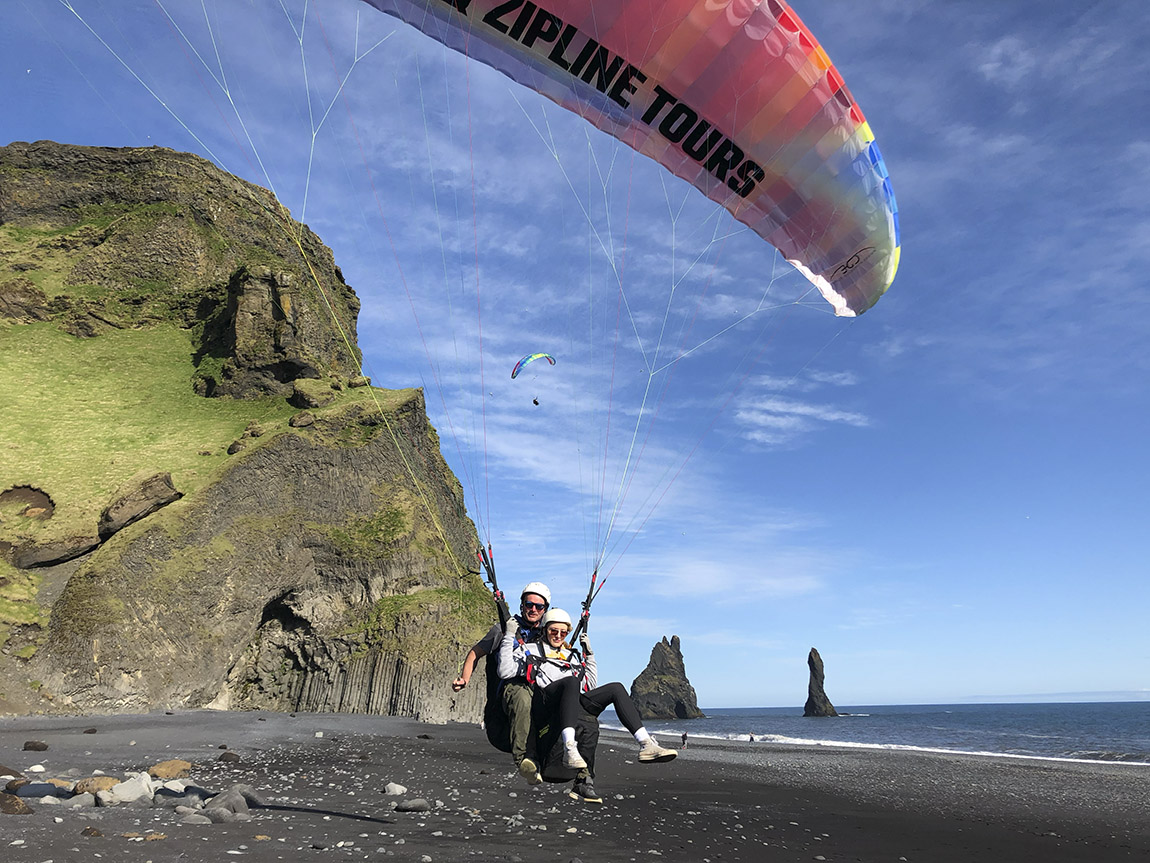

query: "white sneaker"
xmin=638 ymin=737 xmax=677 ymax=763
xmin=563 ymin=742 xmax=587 ymax=770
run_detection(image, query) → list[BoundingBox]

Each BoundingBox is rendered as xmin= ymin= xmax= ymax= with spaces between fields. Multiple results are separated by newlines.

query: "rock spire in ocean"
xmin=630 ymin=635 xmax=705 ymax=719
xmin=803 ymin=647 xmax=839 ymax=717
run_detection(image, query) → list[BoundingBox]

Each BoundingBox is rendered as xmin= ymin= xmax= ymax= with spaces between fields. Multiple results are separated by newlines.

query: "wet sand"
xmin=2 ymin=709 xmax=1148 ymax=862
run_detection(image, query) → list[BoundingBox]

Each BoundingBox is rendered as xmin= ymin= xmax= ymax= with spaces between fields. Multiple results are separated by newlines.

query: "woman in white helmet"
xmin=498 ymin=606 xmax=676 ymax=799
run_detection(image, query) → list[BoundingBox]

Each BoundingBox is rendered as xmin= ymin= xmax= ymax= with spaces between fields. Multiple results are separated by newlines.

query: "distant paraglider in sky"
xmin=511 ymin=352 xmax=557 ymax=380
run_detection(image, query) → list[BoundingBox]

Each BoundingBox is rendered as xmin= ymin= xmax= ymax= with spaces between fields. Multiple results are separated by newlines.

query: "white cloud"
xmin=734 ymin=393 xmax=870 ymax=448
xmin=807 ymin=370 xmax=859 ymax=387
xmin=614 ymin=529 xmax=842 ymax=603
xmin=976 ymin=37 xmax=1038 ymax=89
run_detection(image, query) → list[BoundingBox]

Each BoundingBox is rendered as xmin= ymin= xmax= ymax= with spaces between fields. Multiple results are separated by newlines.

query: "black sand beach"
xmin=2 ymin=710 xmax=1148 ymax=862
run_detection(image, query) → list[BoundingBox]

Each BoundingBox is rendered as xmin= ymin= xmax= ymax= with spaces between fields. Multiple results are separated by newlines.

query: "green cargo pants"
xmin=500 ymin=678 xmax=534 ymax=766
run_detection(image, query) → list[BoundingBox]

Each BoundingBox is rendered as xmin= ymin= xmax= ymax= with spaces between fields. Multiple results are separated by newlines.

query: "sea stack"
xmin=803 ymin=647 xmax=839 ymax=717
xmin=630 ymin=635 xmax=705 ymax=719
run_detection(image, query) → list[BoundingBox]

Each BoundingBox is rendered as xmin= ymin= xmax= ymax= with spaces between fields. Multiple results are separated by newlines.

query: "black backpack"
xmin=535 ymin=696 xmax=600 ymax=782
xmin=482 ymin=652 xmax=512 ymax=753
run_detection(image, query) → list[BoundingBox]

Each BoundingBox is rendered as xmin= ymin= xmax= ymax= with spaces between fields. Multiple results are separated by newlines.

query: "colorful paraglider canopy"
xmin=511 ymin=353 xmax=557 ymax=379
xmin=359 ymin=0 xmax=900 ymax=316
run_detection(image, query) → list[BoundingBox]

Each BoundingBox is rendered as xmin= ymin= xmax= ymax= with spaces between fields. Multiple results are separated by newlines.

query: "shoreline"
xmin=3 ymin=709 xmax=1149 ymax=861
xmin=607 ymin=721 xmax=1150 ymax=768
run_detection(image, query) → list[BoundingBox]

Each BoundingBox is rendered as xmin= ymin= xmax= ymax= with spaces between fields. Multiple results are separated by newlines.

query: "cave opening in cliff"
xmin=259 ymin=592 xmax=310 ymax=633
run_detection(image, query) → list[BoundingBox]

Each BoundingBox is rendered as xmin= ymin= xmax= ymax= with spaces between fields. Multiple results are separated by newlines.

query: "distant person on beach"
xmin=453 ymin=582 xmax=552 ymax=784
xmin=500 ymin=607 xmax=677 ymax=802
xmin=681 ymin=732 xmax=688 ymax=749
xmin=748 ymin=733 xmax=755 ymax=742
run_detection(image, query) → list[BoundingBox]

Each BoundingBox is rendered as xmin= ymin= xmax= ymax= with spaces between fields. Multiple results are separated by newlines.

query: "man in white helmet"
xmin=452 ymin=581 xmax=552 ymax=784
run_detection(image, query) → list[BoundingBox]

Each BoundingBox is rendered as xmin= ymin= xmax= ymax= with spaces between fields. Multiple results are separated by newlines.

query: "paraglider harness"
xmin=475 ymin=547 xmax=603 ymax=781
xmin=524 ymin=643 xmax=589 ymax=689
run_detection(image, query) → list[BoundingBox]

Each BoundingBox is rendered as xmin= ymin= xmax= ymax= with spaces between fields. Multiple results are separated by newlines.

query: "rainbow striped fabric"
xmin=361 ymin=0 xmax=900 ymax=316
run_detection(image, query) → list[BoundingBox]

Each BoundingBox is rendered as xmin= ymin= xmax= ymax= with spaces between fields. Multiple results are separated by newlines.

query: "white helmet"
xmin=541 ymin=608 xmax=572 ymax=630
xmin=520 ymin=582 xmax=551 ymax=606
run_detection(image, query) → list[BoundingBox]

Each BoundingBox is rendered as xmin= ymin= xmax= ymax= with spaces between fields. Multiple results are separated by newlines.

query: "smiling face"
xmin=545 ymin=621 xmax=570 ymax=649
xmin=521 ymin=593 xmax=547 ymax=626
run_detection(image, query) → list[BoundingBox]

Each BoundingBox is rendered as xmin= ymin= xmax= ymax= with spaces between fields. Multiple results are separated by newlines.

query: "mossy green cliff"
xmin=0 ymin=141 xmax=491 ymax=720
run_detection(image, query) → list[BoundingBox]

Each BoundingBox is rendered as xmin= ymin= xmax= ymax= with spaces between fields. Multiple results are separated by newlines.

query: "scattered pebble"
xmin=395 ymin=798 xmax=431 ymax=813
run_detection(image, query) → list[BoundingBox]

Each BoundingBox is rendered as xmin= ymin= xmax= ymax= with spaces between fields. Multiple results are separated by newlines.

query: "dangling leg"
xmin=501 ymin=680 xmax=541 ymax=783
xmin=579 ymin=681 xmax=677 ymax=763
xmin=542 ymin=677 xmax=587 ymax=769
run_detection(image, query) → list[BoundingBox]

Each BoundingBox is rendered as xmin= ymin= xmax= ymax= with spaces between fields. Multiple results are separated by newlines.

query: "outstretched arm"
xmin=452 ymin=642 xmax=488 ymax=692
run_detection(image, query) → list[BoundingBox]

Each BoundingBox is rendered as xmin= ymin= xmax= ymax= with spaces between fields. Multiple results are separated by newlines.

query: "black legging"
xmin=539 ymin=677 xmax=644 ymax=735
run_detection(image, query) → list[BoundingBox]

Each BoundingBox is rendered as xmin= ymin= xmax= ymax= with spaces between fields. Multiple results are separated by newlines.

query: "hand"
xmin=452 ymin=677 xmax=467 ymax=692
xmin=579 ymin=633 xmax=593 ymax=655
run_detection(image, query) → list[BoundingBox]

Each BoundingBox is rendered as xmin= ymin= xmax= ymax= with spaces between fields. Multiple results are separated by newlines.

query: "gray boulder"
xmin=98 ymin=472 xmax=183 ymax=541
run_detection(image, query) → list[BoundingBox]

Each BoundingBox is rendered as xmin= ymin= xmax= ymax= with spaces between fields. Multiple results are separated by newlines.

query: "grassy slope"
xmin=0 ymin=322 xmax=296 ymax=548
xmin=0 ymin=317 xmax=425 ymax=639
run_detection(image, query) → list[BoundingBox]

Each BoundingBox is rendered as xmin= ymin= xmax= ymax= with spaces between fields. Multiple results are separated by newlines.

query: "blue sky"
xmin=4 ymin=1 xmax=1148 ymax=708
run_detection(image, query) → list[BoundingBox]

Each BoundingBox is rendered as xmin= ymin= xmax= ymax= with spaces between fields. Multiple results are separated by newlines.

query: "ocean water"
xmin=604 ymin=702 xmax=1150 ymax=765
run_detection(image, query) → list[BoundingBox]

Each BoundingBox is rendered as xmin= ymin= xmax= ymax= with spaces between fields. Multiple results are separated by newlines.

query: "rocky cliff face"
xmin=803 ymin=647 xmax=839 ymax=717
xmin=34 ymin=394 xmax=488 ymax=722
xmin=0 ymin=140 xmax=360 ymax=397
xmin=0 ymin=142 xmax=492 ymax=722
xmin=629 ymin=635 xmax=704 ymax=720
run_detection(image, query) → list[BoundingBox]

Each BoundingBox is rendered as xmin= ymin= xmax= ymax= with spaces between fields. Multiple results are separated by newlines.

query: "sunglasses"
xmin=547 ymin=627 xmax=570 ymax=637
xmin=522 ymin=601 xmax=547 ymax=611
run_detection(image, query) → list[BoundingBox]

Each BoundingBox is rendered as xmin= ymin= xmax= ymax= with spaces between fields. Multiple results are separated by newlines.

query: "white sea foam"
xmin=600 ymin=723 xmax=1150 ymax=767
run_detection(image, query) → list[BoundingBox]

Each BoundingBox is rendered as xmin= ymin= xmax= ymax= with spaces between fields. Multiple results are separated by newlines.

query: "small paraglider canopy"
xmin=511 ymin=352 xmax=556 ymax=380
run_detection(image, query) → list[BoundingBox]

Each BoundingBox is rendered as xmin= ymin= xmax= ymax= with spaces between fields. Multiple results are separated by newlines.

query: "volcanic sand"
xmin=1 ymin=710 xmax=1148 ymax=862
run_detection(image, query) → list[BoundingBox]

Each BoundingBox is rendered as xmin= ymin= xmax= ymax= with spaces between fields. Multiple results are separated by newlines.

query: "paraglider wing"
xmin=511 ymin=352 xmax=557 ymax=380
xmin=358 ymin=0 xmax=899 ymax=316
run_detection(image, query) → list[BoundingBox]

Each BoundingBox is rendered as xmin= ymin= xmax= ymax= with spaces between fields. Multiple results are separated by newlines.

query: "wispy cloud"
xmin=734 ymin=389 xmax=870 ymax=448
xmin=975 ymin=36 xmax=1038 ymax=90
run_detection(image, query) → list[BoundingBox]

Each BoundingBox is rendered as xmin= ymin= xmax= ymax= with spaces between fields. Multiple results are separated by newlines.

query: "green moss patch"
xmin=0 ymin=561 xmax=48 ymax=627
xmin=347 ymin=578 xmax=493 ymax=648
xmin=0 ymin=323 xmax=295 ymax=547
xmin=47 ymin=569 xmax=128 ymax=641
